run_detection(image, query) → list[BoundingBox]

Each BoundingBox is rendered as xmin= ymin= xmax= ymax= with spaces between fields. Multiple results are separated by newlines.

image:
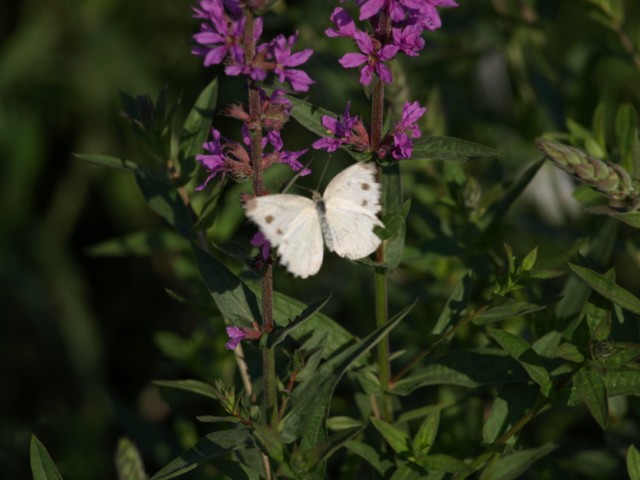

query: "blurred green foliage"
xmin=3 ymin=0 xmax=640 ymax=479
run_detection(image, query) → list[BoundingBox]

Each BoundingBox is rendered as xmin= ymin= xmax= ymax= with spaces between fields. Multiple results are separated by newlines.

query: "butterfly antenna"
xmin=315 ymin=158 xmax=332 ymax=191
xmin=280 ymin=160 xmax=313 ymax=194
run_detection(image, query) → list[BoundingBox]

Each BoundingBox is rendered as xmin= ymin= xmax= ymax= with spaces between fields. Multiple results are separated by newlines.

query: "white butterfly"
xmin=245 ymin=162 xmax=384 ymax=278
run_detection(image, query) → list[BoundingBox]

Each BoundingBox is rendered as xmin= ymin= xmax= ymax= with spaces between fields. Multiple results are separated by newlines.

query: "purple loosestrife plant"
xmin=65 ymin=1 xmax=640 ymax=479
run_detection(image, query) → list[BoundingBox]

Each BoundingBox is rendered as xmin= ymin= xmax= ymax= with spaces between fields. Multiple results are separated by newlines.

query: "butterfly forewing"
xmin=245 ymin=194 xmax=324 ymax=278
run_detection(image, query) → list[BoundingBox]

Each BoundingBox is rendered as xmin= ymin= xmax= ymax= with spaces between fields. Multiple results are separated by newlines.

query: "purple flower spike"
xmin=339 ymin=31 xmax=399 ymax=85
xmin=225 ymin=326 xmax=246 ymax=350
xmin=270 ymin=33 xmax=315 ymax=92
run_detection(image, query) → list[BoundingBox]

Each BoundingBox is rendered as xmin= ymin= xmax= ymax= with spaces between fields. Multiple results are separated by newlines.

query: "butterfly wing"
xmin=321 ymin=162 xmax=384 ymax=260
xmin=245 ymin=194 xmax=324 ymax=278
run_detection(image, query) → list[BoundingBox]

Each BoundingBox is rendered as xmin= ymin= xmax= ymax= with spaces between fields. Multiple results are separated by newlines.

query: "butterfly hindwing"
xmin=322 ymin=162 xmax=383 ymax=259
xmin=245 ymin=194 xmax=324 ymax=278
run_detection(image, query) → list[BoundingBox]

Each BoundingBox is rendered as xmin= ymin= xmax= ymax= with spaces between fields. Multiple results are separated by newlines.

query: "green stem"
xmin=371 ymin=11 xmax=393 ymax=421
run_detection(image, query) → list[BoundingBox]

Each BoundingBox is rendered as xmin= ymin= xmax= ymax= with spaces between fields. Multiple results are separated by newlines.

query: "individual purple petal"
xmin=359 ymin=0 xmax=386 ymax=20
xmin=225 ymin=326 xmax=246 ymax=350
xmin=338 ymin=52 xmax=368 ymax=69
xmin=326 ymin=8 xmax=357 ymax=38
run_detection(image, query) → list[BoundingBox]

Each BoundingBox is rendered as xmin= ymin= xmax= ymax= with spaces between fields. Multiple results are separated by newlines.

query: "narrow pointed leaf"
xmin=193 ymin=244 xmax=261 ymax=325
xmin=153 ymin=379 xmax=217 ymax=400
xmin=115 ymin=437 xmax=148 ymax=480
xmin=269 ymin=294 xmax=332 ymax=349
xmin=410 ymin=136 xmax=500 ymax=162
xmin=569 ymin=263 xmax=640 ymax=314
xmin=282 ymin=303 xmax=414 ymax=453
xmin=179 ymin=78 xmax=218 ymax=181
xmin=151 ymin=429 xmax=253 ymax=480
xmin=417 ymin=454 xmax=473 ymax=474
xmin=30 ymin=436 xmax=64 ymax=480
xmin=86 ymin=229 xmax=188 ymax=257
xmin=370 ymin=417 xmax=412 ymax=456
xmin=392 ymin=349 xmax=529 ymax=395
xmin=432 ymin=271 xmax=473 ymax=335
xmin=345 ymin=440 xmax=394 ymax=476
xmin=136 ymin=172 xmax=194 ymax=239
xmin=413 ymin=409 xmax=440 ymax=456
xmin=488 ymin=329 xmax=553 ymax=397
xmin=480 ymin=160 xmax=544 ymax=232
xmin=479 ymin=442 xmax=556 ymax=480
xmin=627 ymin=445 xmax=640 ymax=480
xmin=574 ymin=367 xmax=609 ymax=429
xmin=288 ymin=426 xmax=364 ymax=477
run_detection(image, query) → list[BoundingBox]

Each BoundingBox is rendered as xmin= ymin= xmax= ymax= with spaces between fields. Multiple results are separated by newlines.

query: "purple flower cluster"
xmin=192 ymin=0 xmax=314 ymax=92
xmin=328 ymin=0 xmax=458 ymax=85
xmin=313 ymin=101 xmax=426 ymax=161
xmin=195 ymin=87 xmax=311 ymax=189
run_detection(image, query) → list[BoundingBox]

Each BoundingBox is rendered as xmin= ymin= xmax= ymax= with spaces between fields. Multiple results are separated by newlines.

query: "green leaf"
xmin=416 ymin=454 xmax=473 ymax=474
xmin=30 ymin=435 xmax=64 ymax=480
xmin=584 ymin=206 xmax=640 ymax=228
xmin=288 ymin=426 xmax=364 ymax=477
xmin=270 ymin=290 xmax=352 ymax=356
xmin=413 ymin=409 xmax=440 ymax=456
xmin=574 ymin=367 xmax=609 ymax=429
xmin=370 ymin=417 xmax=413 ymax=457
xmin=616 ymin=103 xmax=638 ymax=170
xmin=115 ymin=437 xmax=148 ymax=480
xmin=392 ymin=349 xmax=529 ymax=396
xmin=75 ymin=153 xmax=163 ymax=178
xmin=432 ymin=271 xmax=474 ymax=335
xmin=153 ymin=379 xmax=217 ymax=400
xmin=86 ymin=229 xmax=189 ymax=257
xmin=193 ymin=245 xmax=261 ymax=326
xmin=381 ymin=163 xmax=406 ymax=269
xmin=555 ymin=220 xmax=619 ymax=337
xmin=590 ymin=341 xmax=640 ymax=367
xmin=479 ymin=442 xmax=557 ymax=480
xmin=252 ymin=424 xmax=286 ymax=464
xmin=345 ymin=441 xmax=394 ymax=476
xmin=268 ymin=294 xmax=332 ymax=349
xmin=178 ymin=78 xmax=218 ymax=182
xmin=553 ymin=343 xmax=585 ymax=363
xmin=487 ymin=329 xmax=553 ymax=397
xmin=410 ymin=136 xmax=500 ymax=162
xmin=482 ymin=384 xmax=540 ymax=444
xmin=282 ymin=304 xmax=413 ymax=454
xmin=479 ymin=160 xmax=544 ymax=233
xmin=473 ymin=300 xmax=548 ymax=325
xmin=627 ymin=445 xmax=640 ymax=480
xmin=563 ymin=365 xmax=640 ymax=406
xmin=135 ymin=172 xmax=194 ymax=239
xmin=569 ymin=263 xmax=640 ymax=314
xmin=150 ymin=429 xmax=253 ymax=480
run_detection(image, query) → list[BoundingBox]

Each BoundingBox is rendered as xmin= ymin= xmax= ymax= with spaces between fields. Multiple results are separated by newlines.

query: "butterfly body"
xmin=245 ymin=162 xmax=384 ymax=278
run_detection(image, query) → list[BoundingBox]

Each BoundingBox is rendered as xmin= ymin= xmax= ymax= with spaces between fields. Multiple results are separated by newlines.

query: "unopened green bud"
xmin=537 ymin=139 xmax=638 ymax=201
